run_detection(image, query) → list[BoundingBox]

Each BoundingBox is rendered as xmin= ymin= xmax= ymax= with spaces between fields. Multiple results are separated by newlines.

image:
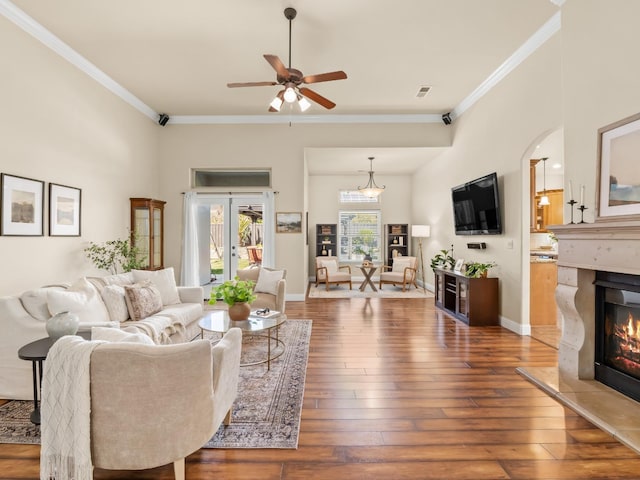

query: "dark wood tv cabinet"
xmin=434 ymin=268 xmax=499 ymax=326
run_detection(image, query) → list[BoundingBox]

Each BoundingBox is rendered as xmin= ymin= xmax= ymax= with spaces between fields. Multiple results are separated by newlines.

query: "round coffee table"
xmin=199 ymin=310 xmax=286 ymax=370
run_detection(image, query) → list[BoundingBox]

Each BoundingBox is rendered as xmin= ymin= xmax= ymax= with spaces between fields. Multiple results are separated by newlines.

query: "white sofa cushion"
xmin=47 ymin=278 xmax=110 ymax=324
xmin=132 ymin=267 xmax=180 ymax=306
xmin=21 ymin=287 xmax=66 ymax=322
xmin=320 ymin=259 xmax=339 ymax=274
xmin=160 ymin=302 xmax=203 ymax=325
xmin=91 ymin=326 xmax=154 ymax=345
xmin=392 ymin=258 xmax=412 ymax=273
xmin=254 ymin=268 xmax=284 ymax=296
xmin=100 ymin=284 xmax=130 ymax=323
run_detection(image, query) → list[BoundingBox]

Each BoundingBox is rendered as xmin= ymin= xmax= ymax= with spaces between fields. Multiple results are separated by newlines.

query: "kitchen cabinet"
xmin=530 ymin=261 xmax=558 ymax=325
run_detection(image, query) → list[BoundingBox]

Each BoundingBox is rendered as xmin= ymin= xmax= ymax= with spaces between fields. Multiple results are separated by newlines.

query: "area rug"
xmin=0 ymin=319 xmax=311 ymax=449
xmin=308 ymin=283 xmax=433 ymax=299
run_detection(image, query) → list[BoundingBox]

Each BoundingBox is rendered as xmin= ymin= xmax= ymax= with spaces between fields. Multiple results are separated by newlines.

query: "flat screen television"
xmin=451 ymin=172 xmax=502 ymax=235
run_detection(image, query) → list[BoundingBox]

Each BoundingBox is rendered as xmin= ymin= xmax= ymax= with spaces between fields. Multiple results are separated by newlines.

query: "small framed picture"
xmin=49 ymin=183 xmax=81 ymax=236
xmin=276 ymin=212 xmax=302 ymax=233
xmin=454 ymin=258 xmax=465 ymax=273
xmin=0 ymin=173 xmax=45 ymax=236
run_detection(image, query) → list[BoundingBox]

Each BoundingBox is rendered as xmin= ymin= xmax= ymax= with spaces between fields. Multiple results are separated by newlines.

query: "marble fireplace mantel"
xmin=518 ymin=220 xmax=640 ymax=454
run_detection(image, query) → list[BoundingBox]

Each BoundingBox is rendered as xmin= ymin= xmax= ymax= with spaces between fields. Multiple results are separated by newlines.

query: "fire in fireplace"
xmin=595 ymin=271 xmax=640 ymax=402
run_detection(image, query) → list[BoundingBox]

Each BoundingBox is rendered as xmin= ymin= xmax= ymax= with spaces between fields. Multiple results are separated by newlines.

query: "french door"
xmin=196 ymin=194 xmax=272 ymax=285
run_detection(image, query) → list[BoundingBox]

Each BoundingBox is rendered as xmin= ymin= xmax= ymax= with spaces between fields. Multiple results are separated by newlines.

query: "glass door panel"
xmin=200 ymin=195 xmax=266 ymax=286
xmin=134 ymin=208 xmax=150 ymax=268
xmin=153 ymin=208 xmax=161 ymax=267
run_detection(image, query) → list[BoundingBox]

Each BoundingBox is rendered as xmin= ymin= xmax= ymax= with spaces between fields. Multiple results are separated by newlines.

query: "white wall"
xmin=411 ymin=34 xmax=563 ymax=330
xmin=157 ymin=123 xmax=450 ymax=297
xmin=561 ymin=0 xmax=640 ymax=221
xmin=0 ymin=16 xmax=160 ymax=296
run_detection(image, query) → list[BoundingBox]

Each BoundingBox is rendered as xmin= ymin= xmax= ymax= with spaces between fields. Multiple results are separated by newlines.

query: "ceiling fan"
xmin=227 ymin=7 xmax=347 ymax=112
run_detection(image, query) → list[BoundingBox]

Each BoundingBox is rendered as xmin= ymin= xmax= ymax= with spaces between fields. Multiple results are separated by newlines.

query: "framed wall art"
xmin=49 ymin=183 xmax=81 ymax=236
xmin=276 ymin=212 xmax=302 ymax=233
xmin=597 ymin=112 xmax=640 ymax=220
xmin=0 ymin=173 xmax=44 ymax=236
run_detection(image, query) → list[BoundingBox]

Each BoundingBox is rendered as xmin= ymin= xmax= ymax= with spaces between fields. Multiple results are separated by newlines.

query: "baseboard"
xmin=286 ymin=293 xmax=306 ymax=302
xmin=500 ymin=315 xmax=530 ymax=336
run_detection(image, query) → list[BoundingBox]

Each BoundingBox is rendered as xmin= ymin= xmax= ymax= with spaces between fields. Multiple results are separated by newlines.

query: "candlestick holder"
xmin=567 ymin=199 xmax=577 ymax=224
xmin=578 ymin=204 xmax=587 ymax=224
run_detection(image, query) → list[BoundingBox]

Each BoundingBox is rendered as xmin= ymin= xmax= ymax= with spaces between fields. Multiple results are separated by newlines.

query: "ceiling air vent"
xmin=416 ymin=86 xmax=431 ymax=98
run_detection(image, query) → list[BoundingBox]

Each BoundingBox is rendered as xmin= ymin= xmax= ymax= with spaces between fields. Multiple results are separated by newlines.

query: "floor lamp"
xmin=411 ymin=225 xmax=431 ymax=293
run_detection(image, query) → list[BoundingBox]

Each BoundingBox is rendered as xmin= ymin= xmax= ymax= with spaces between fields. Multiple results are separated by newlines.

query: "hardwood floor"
xmin=3 ymin=296 xmax=640 ymax=479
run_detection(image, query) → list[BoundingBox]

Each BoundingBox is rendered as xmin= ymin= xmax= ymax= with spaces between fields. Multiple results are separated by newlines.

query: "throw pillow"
xmin=47 ymin=277 xmax=110 ymax=324
xmin=123 ymin=281 xmax=163 ymax=321
xmin=132 ymin=267 xmax=180 ymax=306
xmin=254 ymin=268 xmax=284 ymax=296
xmin=100 ymin=284 xmax=130 ymax=323
xmin=392 ymin=258 xmax=412 ymax=273
xmin=91 ymin=326 xmax=154 ymax=345
xmin=21 ymin=286 xmax=67 ymax=322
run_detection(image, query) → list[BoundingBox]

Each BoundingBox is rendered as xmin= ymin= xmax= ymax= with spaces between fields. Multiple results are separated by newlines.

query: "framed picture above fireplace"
xmin=597 ymin=112 xmax=640 ymax=220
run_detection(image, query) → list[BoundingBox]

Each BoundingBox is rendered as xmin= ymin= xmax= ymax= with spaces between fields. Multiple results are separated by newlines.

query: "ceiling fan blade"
xmin=301 ymin=71 xmax=348 ymax=84
xmin=227 ymin=81 xmax=277 ymax=88
xmin=299 ymin=87 xmax=336 ymax=110
xmin=263 ymin=54 xmax=289 ymax=79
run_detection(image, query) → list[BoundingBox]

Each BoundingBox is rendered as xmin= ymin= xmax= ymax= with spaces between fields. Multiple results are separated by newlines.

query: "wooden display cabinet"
xmin=130 ymin=198 xmax=166 ymax=270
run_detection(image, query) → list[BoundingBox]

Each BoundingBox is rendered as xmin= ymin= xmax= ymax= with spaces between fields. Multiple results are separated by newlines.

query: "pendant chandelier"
xmin=358 ymin=157 xmax=386 ymax=198
xmin=539 ymin=157 xmax=550 ymax=206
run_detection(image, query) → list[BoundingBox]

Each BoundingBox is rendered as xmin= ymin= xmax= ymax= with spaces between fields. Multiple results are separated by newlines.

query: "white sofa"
xmin=0 ymin=267 xmax=204 ymax=400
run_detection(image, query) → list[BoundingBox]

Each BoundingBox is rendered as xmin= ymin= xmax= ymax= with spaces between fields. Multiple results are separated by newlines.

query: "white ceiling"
xmin=5 ymin=0 xmax=560 ymax=174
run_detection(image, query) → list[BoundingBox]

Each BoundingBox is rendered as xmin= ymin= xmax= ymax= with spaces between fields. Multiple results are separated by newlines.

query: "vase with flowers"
xmin=210 ymin=276 xmax=257 ymax=321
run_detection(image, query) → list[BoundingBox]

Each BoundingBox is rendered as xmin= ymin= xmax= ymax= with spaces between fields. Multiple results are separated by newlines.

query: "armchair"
xmin=41 ymin=329 xmax=242 ymax=480
xmin=236 ymin=267 xmax=287 ymax=313
xmin=92 ymin=329 xmax=241 ymax=479
xmin=315 ymin=256 xmax=352 ymax=291
xmin=379 ymin=256 xmax=418 ymax=292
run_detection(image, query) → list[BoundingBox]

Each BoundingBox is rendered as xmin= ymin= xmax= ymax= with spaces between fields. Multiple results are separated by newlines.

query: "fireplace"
xmin=595 ymin=271 xmax=640 ymax=402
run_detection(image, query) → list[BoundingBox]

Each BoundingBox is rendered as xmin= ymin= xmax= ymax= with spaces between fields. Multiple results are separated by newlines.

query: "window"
xmin=338 ymin=211 xmax=382 ymax=262
xmin=339 ymin=190 xmax=380 ymax=204
xmin=192 ymin=169 xmax=271 ymax=188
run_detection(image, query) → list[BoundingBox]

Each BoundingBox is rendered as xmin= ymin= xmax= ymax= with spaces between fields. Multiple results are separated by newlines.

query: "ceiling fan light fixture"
xmin=270 ymin=95 xmax=283 ymax=111
xmin=298 ymin=95 xmax=311 ymax=112
xmin=357 ymin=157 xmax=386 ymax=198
xmin=283 ymin=85 xmax=297 ymax=103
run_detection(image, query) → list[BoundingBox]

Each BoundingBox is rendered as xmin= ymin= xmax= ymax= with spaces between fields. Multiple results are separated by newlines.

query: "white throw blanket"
xmin=127 ymin=314 xmax=186 ymax=344
xmin=40 ymin=336 xmax=104 ymax=480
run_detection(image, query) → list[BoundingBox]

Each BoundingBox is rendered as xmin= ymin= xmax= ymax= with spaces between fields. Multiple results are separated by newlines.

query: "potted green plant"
xmin=464 ymin=261 xmax=496 ymax=278
xmin=84 ymin=236 xmax=146 ymax=274
xmin=430 ymin=248 xmax=456 ymax=271
xmin=210 ymin=276 xmax=257 ymax=321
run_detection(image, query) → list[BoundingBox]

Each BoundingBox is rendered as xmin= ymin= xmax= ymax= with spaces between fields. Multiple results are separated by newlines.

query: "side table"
xmin=18 ymin=332 xmax=90 ymax=425
xmin=358 ymin=266 xmax=378 ymax=292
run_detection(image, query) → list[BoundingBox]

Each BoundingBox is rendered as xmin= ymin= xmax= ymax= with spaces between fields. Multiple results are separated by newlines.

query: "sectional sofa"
xmin=0 ymin=267 xmax=204 ymax=400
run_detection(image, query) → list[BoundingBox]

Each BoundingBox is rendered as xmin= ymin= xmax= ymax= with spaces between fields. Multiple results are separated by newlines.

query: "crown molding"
xmin=452 ymin=11 xmax=561 ymax=120
xmin=169 ymin=114 xmax=443 ymax=125
xmin=0 ymin=0 xmax=157 ymax=120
